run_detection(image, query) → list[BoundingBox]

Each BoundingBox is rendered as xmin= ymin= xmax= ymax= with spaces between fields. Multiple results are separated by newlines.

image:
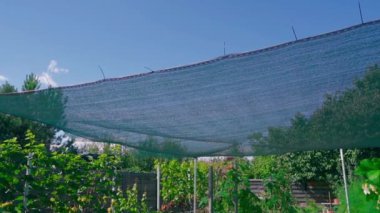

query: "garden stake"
xmin=157 ymin=163 xmax=161 ymax=211
xmin=23 ymin=152 xmax=33 ymax=213
xmin=208 ymin=165 xmax=214 ymax=213
xmin=194 ymin=158 xmax=197 ymax=213
xmin=340 ymin=148 xmax=350 ymax=213
xmin=234 ymin=159 xmax=238 ymax=213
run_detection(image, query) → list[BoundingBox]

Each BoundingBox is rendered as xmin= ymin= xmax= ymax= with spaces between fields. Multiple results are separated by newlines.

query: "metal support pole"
xmin=340 ymin=149 xmax=350 ymax=213
xmin=24 ymin=153 xmax=33 ymax=213
xmin=358 ymin=1 xmax=364 ymax=24
xmin=157 ymin=163 xmax=161 ymax=211
xmin=292 ymin=26 xmax=298 ymax=41
xmin=208 ymin=166 xmax=214 ymax=213
xmin=233 ymin=159 xmax=238 ymax=213
xmin=194 ymin=158 xmax=197 ymax=213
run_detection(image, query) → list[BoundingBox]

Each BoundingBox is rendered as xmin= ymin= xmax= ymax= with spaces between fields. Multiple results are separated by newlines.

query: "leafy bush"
xmin=354 ymin=158 xmax=380 ymax=210
xmin=0 ymin=130 xmax=150 ymax=212
xmin=249 ymin=156 xmax=277 ymax=179
xmin=159 ymin=159 xmax=263 ymax=212
xmin=296 ymin=200 xmax=324 ymax=213
xmin=158 ymin=159 xmax=208 ymax=212
xmin=336 ymin=179 xmax=378 ymax=213
xmin=262 ymin=169 xmax=297 ymax=212
xmin=214 ymin=159 xmax=262 ymax=213
xmin=250 ymin=65 xmax=380 ymax=191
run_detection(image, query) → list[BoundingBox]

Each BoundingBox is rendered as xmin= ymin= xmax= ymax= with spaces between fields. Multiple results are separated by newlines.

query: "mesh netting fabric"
xmin=1 ymin=20 xmax=380 ymax=156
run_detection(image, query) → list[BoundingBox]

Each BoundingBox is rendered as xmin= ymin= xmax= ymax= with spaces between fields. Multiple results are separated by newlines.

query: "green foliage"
xmin=0 ymin=76 xmax=55 ymax=148
xmin=158 ymin=159 xmax=208 ymax=212
xmin=214 ymin=160 xmax=262 ymax=213
xmin=278 ymin=150 xmax=340 ymax=186
xmin=0 ymin=130 xmax=150 ymax=212
xmin=112 ymin=184 xmax=150 ymax=213
xmin=159 ymin=158 xmax=305 ymax=212
xmin=249 ymin=155 xmax=277 ymax=179
xmin=253 ymin=64 xmax=380 ymax=151
xmin=336 ymin=178 xmax=378 ymax=213
xmin=275 ymin=148 xmax=380 ymax=191
xmin=140 ymin=137 xmax=188 ymax=157
xmin=0 ymin=81 xmax=17 ymax=93
xmin=73 ymin=143 xmax=156 ymax=173
xmin=0 ymin=137 xmax=24 ymax=208
xmin=121 ymin=149 xmax=156 ymax=172
xmin=296 ymin=200 xmax=323 ymax=213
xmin=249 ymin=65 xmax=380 ymax=189
xmin=22 ymin=73 xmax=40 ymax=91
xmin=355 ymin=158 xmax=380 ymax=210
xmin=262 ymin=169 xmax=297 ymax=212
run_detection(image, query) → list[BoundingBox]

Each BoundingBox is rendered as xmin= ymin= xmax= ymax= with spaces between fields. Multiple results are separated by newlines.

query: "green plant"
xmin=249 ymin=155 xmax=277 ymax=179
xmin=0 ymin=75 xmax=56 ymax=149
xmin=297 ymin=200 xmax=323 ymax=213
xmin=250 ymin=65 xmax=380 ymax=192
xmin=112 ymin=183 xmax=150 ymax=213
xmin=355 ymin=158 xmax=380 ymax=210
xmin=262 ymin=169 xmax=297 ymax=212
xmin=0 ymin=130 xmax=152 ymax=212
xmin=336 ymin=179 xmax=378 ymax=212
xmin=214 ymin=160 xmax=262 ymax=213
xmin=158 ymin=159 xmax=208 ymax=212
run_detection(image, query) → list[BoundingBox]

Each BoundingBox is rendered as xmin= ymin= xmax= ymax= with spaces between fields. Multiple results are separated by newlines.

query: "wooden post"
xmin=208 ymin=166 xmax=214 ymax=213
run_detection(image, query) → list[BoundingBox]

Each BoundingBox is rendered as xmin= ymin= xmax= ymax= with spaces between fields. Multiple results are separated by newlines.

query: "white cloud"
xmin=38 ymin=72 xmax=58 ymax=87
xmin=0 ymin=75 xmax=7 ymax=81
xmin=36 ymin=60 xmax=69 ymax=87
xmin=47 ymin=60 xmax=69 ymax=73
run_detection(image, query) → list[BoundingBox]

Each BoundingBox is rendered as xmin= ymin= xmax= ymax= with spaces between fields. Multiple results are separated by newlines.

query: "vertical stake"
xmin=328 ymin=191 xmax=332 ymax=211
xmin=292 ymin=26 xmax=298 ymax=41
xmin=144 ymin=66 xmax=154 ymax=72
xmin=194 ymin=158 xmax=198 ymax=213
xmin=157 ymin=163 xmax=161 ymax=211
xmin=208 ymin=165 xmax=214 ymax=213
xmin=358 ymin=1 xmax=364 ymax=24
xmin=224 ymin=42 xmax=226 ymax=56
xmin=24 ymin=153 xmax=33 ymax=213
xmin=340 ymin=149 xmax=350 ymax=213
xmin=98 ymin=65 xmax=106 ymax=80
xmin=234 ymin=159 xmax=238 ymax=213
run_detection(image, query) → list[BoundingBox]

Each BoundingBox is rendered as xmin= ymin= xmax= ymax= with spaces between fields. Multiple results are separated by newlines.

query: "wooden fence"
xmin=250 ymin=179 xmax=333 ymax=205
xmin=118 ymin=171 xmax=157 ymax=209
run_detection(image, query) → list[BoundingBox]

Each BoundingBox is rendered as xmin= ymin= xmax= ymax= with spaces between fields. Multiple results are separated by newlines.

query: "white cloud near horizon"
xmin=38 ymin=72 xmax=58 ymax=87
xmin=0 ymin=75 xmax=7 ymax=81
xmin=37 ymin=60 xmax=69 ymax=87
xmin=47 ymin=60 xmax=69 ymax=73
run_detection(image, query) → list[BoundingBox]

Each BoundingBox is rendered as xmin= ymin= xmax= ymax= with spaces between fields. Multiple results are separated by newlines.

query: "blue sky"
xmin=1 ymin=1 xmax=380 ymax=89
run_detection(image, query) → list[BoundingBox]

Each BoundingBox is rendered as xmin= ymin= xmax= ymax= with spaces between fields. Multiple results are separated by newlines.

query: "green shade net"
xmin=1 ymin=20 xmax=380 ymax=157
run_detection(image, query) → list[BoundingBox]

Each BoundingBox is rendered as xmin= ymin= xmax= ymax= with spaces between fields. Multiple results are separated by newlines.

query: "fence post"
xmin=194 ymin=158 xmax=197 ymax=213
xmin=340 ymin=149 xmax=350 ymax=213
xmin=23 ymin=152 xmax=33 ymax=213
xmin=233 ymin=159 xmax=238 ymax=213
xmin=208 ymin=165 xmax=214 ymax=213
xmin=157 ymin=163 xmax=161 ymax=211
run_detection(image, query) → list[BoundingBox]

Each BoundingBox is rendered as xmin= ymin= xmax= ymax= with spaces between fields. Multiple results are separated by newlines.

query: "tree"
xmin=252 ymin=65 xmax=380 ymax=188
xmin=0 ymin=75 xmax=54 ymax=147
xmin=21 ymin=73 xmax=40 ymax=91
xmin=0 ymin=81 xmax=17 ymax=93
